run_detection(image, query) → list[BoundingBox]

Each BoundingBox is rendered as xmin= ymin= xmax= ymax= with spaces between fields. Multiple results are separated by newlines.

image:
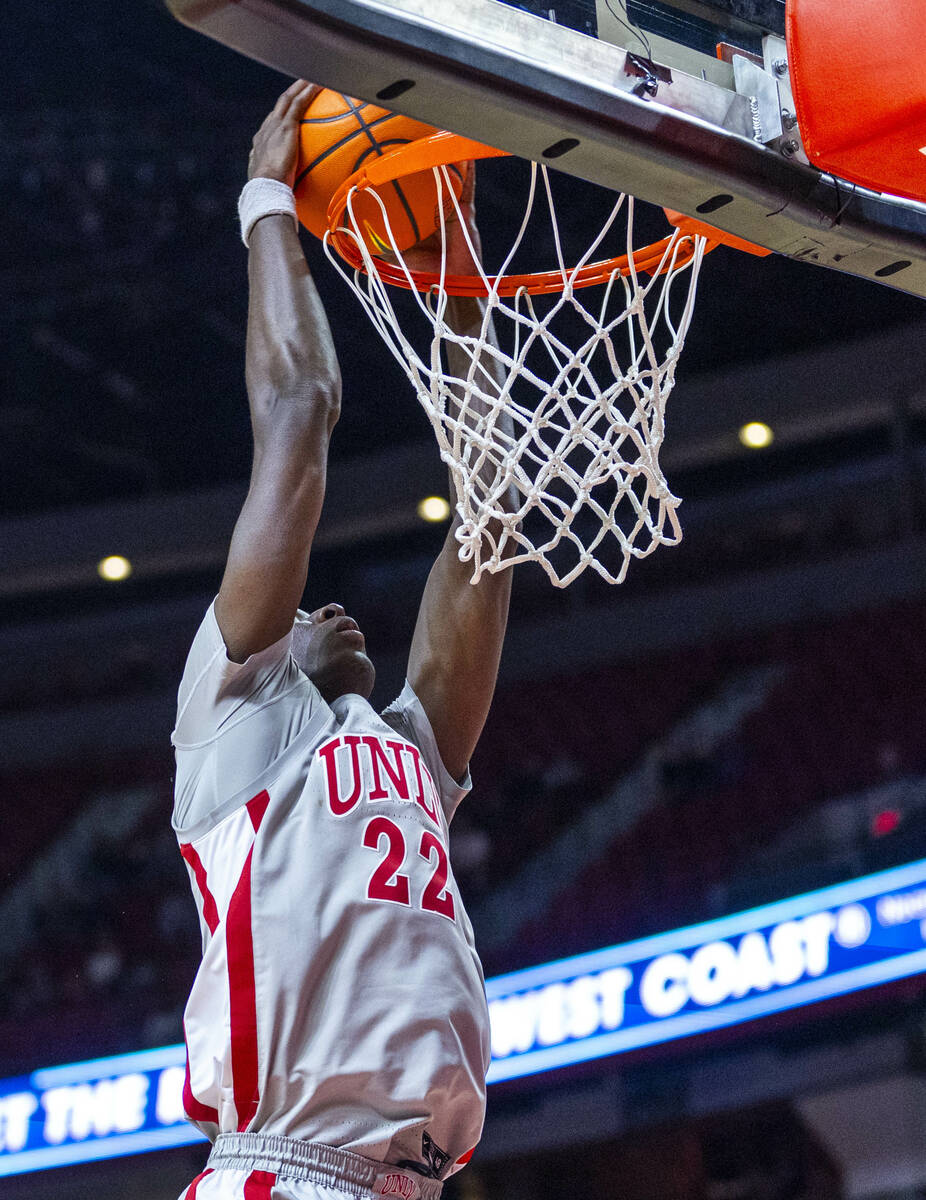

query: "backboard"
xmin=166 ymin=0 xmax=926 ymax=298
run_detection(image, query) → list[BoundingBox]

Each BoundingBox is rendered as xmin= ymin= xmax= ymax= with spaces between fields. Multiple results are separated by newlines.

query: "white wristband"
xmin=238 ymin=177 xmax=298 ymax=247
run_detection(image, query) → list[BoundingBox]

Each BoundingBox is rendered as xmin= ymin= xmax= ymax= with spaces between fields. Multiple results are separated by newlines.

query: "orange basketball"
xmin=294 ymin=90 xmax=465 ymax=255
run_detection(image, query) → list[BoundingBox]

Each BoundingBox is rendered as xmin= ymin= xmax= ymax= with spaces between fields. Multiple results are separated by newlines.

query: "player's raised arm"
xmin=215 ymin=81 xmax=341 ymax=664
xmin=407 ymin=171 xmax=517 ymax=782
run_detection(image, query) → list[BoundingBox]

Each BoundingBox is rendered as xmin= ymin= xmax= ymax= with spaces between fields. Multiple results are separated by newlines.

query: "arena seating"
xmin=469 ymin=644 xmax=725 ymax=888
xmin=505 ymin=598 xmax=926 ymax=968
xmin=0 ymin=753 xmax=165 ymax=892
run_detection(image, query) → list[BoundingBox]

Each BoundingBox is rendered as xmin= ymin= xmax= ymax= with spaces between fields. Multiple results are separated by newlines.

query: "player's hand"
xmin=248 ymin=80 xmax=319 ymax=186
xmin=392 ymin=161 xmax=483 ymax=277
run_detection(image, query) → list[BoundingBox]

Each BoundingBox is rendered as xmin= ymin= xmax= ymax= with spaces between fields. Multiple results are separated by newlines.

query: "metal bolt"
xmin=781 ymin=139 xmax=799 ymax=157
xmin=781 ymin=109 xmax=798 ymax=130
xmin=773 ymin=58 xmax=788 ymax=75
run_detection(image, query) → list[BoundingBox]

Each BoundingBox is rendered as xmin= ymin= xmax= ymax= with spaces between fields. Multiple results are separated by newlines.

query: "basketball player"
xmin=172 ymin=81 xmax=514 ymax=1200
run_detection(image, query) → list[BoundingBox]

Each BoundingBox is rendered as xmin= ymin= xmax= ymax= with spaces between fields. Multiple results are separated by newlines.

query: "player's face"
xmin=293 ymin=603 xmax=375 ymax=701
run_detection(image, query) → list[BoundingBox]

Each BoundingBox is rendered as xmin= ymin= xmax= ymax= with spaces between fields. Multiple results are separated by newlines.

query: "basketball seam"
xmin=298 ymin=96 xmax=432 ymax=245
xmin=351 ymin=137 xmax=416 ymax=175
xmin=350 ymin=140 xmax=425 ymax=245
xmin=301 ymin=109 xmax=374 ymax=125
xmin=294 ymin=109 xmax=402 ymax=191
xmin=391 ymin=180 xmax=420 ymax=244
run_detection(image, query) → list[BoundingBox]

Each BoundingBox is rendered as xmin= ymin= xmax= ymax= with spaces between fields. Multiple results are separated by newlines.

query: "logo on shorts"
xmin=421 ymin=1131 xmax=451 ymax=1179
xmin=379 ymin=1174 xmax=415 ymax=1199
xmin=396 ymin=1130 xmax=453 ymax=1182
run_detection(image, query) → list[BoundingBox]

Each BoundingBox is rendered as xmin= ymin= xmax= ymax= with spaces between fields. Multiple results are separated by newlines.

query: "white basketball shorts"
xmin=179 ymin=1134 xmax=445 ymax=1200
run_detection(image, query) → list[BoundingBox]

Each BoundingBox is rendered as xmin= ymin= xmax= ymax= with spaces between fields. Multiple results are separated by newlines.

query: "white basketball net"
xmin=324 ymin=162 xmax=708 ymax=587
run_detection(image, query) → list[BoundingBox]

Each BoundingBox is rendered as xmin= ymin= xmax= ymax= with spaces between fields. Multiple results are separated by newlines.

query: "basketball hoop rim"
xmin=319 ymin=133 xmax=752 ymax=588
xmin=324 ymin=131 xmax=717 ymax=296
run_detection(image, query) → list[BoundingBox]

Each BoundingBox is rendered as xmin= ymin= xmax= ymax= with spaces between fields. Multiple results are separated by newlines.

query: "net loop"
xmin=323 ymin=135 xmax=715 ymax=587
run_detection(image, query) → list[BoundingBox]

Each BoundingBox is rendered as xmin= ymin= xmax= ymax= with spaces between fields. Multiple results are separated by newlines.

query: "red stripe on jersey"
xmin=247 ymin=789 xmax=270 ymax=832
xmin=456 ymin=1147 xmax=476 ymax=1165
xmin=182 ymin=1029 xmax=219 ymax=1126
xmin=243 ymin=1169 xmax=277 ymax=1198
xmin=228 ymin=844 xmax=260 ymax=1130
xmin=183 ymin=1168 xmax=214 ymax=1198
xmin=179 ymin=842 xmax=219 ymax=935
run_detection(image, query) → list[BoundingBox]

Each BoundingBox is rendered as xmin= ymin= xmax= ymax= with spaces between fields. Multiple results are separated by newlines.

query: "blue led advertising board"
xmin=3 ymin=857 xmax=926 ymax=1176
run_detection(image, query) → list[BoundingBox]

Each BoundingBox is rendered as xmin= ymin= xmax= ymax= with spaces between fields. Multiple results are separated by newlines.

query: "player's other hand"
xmin=248 ymin=80 xmax=319 ymax=186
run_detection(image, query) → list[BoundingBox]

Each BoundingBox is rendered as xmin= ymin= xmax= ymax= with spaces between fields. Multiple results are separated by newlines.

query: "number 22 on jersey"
xmin=316 ymin=732 xmax=456 ymax=923
xmin=363 ymin=816 xmax=456 ymax=922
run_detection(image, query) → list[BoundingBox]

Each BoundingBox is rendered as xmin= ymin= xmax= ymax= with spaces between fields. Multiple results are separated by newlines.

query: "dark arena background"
xmin=3 ymin=2 xmax=926 ymax=1198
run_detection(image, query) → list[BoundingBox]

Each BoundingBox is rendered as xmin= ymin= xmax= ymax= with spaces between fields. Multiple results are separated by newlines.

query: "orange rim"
xmin=325 ymin=132 xmax=716 ymax=295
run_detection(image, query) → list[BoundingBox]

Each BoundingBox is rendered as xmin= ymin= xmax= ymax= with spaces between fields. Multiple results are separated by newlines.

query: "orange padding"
xmin=663 ymin=211 xmax=772 ymax=256
xmin=785 ymin=0 xmax=926 ymax=203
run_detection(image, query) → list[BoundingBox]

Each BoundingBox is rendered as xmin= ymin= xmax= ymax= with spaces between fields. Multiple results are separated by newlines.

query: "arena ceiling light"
xmin=417 ymin=496 xmax=451 ymax=523
xmin=738 ymin=421 xmax=774 ymax=449
xmin=97 ymin=555 xmax=133 ymax=582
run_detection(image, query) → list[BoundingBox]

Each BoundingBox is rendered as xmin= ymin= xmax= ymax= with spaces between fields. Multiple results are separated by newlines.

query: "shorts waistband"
xmin=207 ymin=1133 xmax=444 ymax=1200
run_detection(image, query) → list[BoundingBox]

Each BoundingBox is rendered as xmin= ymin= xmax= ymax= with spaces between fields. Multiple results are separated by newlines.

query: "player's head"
xmin=292 ymin=603 xmax=375 ymax=701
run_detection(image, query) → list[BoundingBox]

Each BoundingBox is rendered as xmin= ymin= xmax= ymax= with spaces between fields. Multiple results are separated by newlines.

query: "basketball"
xmin=294 ymin=90 xmax=466 ymax=255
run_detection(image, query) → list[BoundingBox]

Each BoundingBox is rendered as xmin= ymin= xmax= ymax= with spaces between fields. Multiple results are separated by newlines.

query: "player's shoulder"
xmin=173 ymin=599 xmax=307 ymax=748
xmin=172 ymin=663 xmax=334 ymax=839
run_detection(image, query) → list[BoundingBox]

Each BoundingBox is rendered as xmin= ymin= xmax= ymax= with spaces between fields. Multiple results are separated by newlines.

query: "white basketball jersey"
xmin=171 ymin=603 xmax=490 ymax=1180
